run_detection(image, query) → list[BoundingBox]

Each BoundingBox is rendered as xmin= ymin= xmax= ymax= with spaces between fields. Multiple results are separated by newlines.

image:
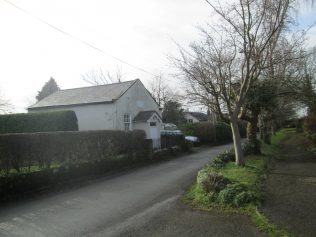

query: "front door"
xmin=150 ymin=122 xmax=157 ymax=138
xmin=149 ymin=122 xmax=160 ymax=149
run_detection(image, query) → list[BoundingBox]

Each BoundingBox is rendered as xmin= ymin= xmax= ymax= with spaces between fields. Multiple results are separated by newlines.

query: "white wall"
xmin=116 ymin=80 xmax=160 ymax=131
xmin=29 ymin=103 xmax=116 ymax=131
xmin=184 ymin=113 xmax=200 ymax=123
xmin=29 ymin=80 xmax=160 ymax=135
xmin=133 ymin=114 xmax=162 ymax=139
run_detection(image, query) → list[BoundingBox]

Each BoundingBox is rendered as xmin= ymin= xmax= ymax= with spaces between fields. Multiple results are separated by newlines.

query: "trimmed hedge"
xmin=161 ymin=134 xmax=185 ymax=149
xmin=0 ymin=130 xmax=150 ymax=174
xmin=0 ymin=111 xmax=78 ymax=134
xmin=0 ymin=130 xmax=152 ymax=201
xmin=179 ymin=121 xmax=247 ymax=145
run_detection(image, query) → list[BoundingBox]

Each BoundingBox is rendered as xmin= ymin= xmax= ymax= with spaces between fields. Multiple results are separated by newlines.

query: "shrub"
xmin=310 ymin=133 xmax=316 ymax=144
xmin=217 ymin=149 xmax=235 ymax=163
xmin=193 ymin=122 xmax=217 ymax=144
xmin=217 ymin=183 xmax=247 ymax=205
xmin=200 ymin=171 xmax=230 ymax=193
xmin=214 ymin=122 xmax=233 ymax=144
xmin=179 ymin=120 xmax=247 ymax=145
xmin=209 ymin=150 xmax=235 ymax=169
xmin=197 ymin=166 xmax=213 ymax=184
xmin=179 ymin=121 xmax=233 ymax=145
xmin=0 ymin=111 xmax=78 ymax=134
xmin=161 ymin=134 xmax=185 ymax=149
xmin=179 ymin=140 xmax=192 ymax=152
xmin=304 ymin=112 xmax=316 ymax=134
xmin=178 ymin=123 xmax=195 ymax=136
xmin=233 ymin=191 xmax=257 ymax=207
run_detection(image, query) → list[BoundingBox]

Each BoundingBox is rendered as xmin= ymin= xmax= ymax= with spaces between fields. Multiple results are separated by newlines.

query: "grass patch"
xmin=271 ymin=128 xmax=295 ymax=146
xmin=220 ymin=158 xmax=265 ymax=187
xmin=0 ymin=162 xmax=61 ymax=177
xmin=185 ymin=129 xmax=294 ymax=237
xmin=184 ymin=183 xmax=212 ymax=208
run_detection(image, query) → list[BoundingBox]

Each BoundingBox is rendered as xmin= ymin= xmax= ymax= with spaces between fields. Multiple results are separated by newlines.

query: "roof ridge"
xmin=59 ymin=79 xmax=138 ymax=92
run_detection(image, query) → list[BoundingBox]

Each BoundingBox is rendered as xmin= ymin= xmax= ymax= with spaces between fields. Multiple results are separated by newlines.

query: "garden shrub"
xmin=200 ymin=171 xmax=230 ymax=193
xmin=208 ymin=191 xmax=219 ymax=202
xmin=197 ymin=166 xmax=214 ymax=185
xmin=0 ymin=111 xmax=78 ymax=134
xmin=217 ymin=183 xmax=247 ymax=205
xmin=209 ymin=149 xmax=235 ymax=169
xmin=233 ymin=191 xmax=257 ymax=207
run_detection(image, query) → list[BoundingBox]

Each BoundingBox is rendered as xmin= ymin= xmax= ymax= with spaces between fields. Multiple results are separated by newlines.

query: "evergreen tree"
xmin=36 ymin=77 xmax=60 ymax=101
xmin=162 ymin=100 xmax=185 ymax=125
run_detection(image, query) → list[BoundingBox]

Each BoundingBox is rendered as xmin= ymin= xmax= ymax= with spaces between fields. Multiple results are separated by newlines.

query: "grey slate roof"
xmin=185 ymin=112 xmax=209 ymax=121
xmin=133 ymin=111 xmax=161 ymax=123
xmin=29 ymin=80 xmax=137 ymax=109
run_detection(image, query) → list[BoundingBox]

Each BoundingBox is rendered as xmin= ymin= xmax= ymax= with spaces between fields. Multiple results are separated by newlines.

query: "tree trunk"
xmin=230 ymin=119 xmax=244 ymax=166
xmin=247 ymin=113 xmax=261 ymax=154
xmin=271 ymin=121 xmax=276 ymax=136
xmin=263 ymin=125 xmax=271 ymax=144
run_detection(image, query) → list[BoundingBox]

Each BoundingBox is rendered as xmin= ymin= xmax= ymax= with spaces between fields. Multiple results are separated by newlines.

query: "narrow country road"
xmin=0 ymin=144 xmax=262 ymax=237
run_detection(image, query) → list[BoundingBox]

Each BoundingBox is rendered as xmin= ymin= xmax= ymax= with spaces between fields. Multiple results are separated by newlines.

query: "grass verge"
xmin=184 ymin=129 xmax=294 ymax=237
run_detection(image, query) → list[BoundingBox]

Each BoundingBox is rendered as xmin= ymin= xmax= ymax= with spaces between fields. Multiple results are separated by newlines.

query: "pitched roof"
xmin=29 ymin=80 xmax=137 ymax=109
xmin=185 ymin=112 xmax=209 ymax=121
xmin=133 ymin=111 xmax=161 ymax=123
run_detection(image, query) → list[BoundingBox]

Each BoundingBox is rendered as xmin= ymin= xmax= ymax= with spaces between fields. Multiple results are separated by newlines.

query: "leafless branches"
xmin=82 ymin=66 xmax=125 ymax=85
xmin=172 ymin=0 xmax=291 ymax=165
xmin=0 ymin=91 xmax=13 ymax=114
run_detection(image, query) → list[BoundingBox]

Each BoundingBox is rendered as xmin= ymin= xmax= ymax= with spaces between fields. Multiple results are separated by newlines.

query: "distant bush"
xmin=214 ymin=122 xmax=233 ymax=143
xmin=161 ymin=134 xmax=185 ymax=149
xmin=0 ymin=111 xmax=78 ymax=133
xmin=304 ymin=112 xmax=316 ymax=134
xmin=309 ymin=133 xmax=316 ymax=144
xmin=179 ymin=120 xmax=246 ymax=145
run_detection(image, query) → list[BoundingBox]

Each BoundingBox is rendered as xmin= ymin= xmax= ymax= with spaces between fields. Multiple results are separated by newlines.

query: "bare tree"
xmin=172 ymin=0 xmax=290 ymax=166
xmin=0 ymin=90 xmax=13 ymax=114
xmin=82 ymin=66 xmax=125 ymax=85
xmin=149 ymin=73 xmax=184 ymax=108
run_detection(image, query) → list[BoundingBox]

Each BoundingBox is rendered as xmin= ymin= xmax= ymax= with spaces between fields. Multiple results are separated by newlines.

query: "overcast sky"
xmin=0 ymin=0 xmax=315 ymax=113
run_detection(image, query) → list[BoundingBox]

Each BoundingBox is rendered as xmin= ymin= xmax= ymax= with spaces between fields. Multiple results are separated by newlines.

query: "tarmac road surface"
xmin=0 ymin=143 xmax=263 ymax=237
